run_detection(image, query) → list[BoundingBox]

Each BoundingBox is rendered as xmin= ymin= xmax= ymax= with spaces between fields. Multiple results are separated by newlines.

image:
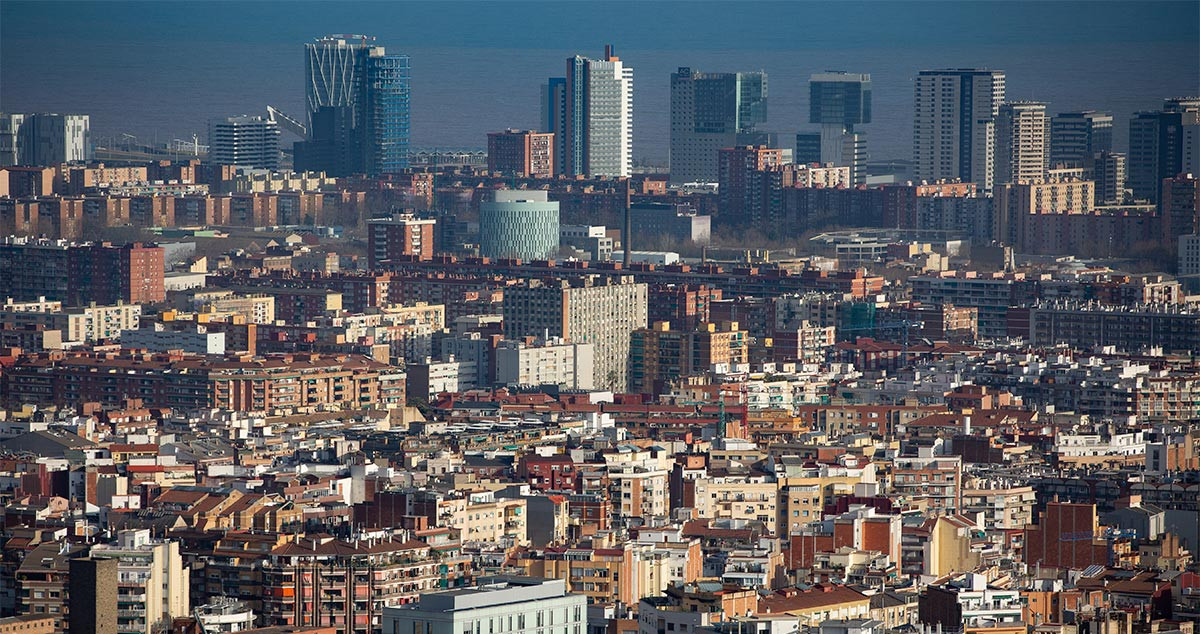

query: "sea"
xmin=2 ymin=1 xmax=1198 ymax=165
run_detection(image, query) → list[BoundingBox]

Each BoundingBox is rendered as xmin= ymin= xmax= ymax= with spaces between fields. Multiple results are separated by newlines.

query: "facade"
xmin=68 ymin=557 xmax=118 ymax=634
xmin=0 ymin=300 xmax=141 ymax=343
xmin=912 ymin=69 xmax=1006 ymax=193
xmin=368 ymin=214 xmax=436 ymax=267
xmin=717 ymin=145 xmax=785 ymax=226
xmin=1180 ymin=233 xmax=1200 ymax=276
xmin=3 ymin=113 xmax=91 ymax=166
xmin=995 ymin=101 xmax=1047 ymax=185
xmin=1160 ymin=172 xmax=1199 ymax=243
xmin=797 ymin=72 xmax=871 ymax=184
xmin=1128 ymin=97 xmax=1200 ymax=204
xmin=119 ymin=323 xmax=226 ymax=354
xmin=382 ymin=578 xmax=586 ymax=634
xmin=1024 ymin=301 xmax=1200 ymax=354
xmin=496 ymin=337 xmax=596 ymax=389
xmin=1023 ymin=502 xmax=1110 ymax=570
xmin=546 ymin=46 xmax=633 ymax=177
xmin=629 ymin=202 xmax=711 ymax=244
xmin=208 ymin=115 xmax=281 ymax=170
xmin=0 ymin=238 xmax=164 ymax=305
xmin=297 ymin=35 xmax=409 ymax=176
xmin=89 ymin=530 xmax=190 ymax=634
xmin=629 ymin=321 xmax=748 ymax=395
xmin=1093 ymin=150 xmax=1127 ymax=204
xmin=669 ymin=68 xmax=768 ymax=183
xmin=503 ymin=276 xmax=647 ymax=391
xmin=1049 ymin=110 xmax=1113 ymax=168
xmin=487 ymin=129 xmax=554 ymax=178
xmin=479 ymin=190 xmax=561 ymax=260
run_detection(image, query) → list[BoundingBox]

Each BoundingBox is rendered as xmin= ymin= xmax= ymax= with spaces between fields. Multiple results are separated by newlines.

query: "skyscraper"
xmin=1 ymin=113 xmax=91 ymax=166
xmin=913 ymin=69 xmax=1006 ymax=193
xmin=295 ymin=34 xmax=409 ymax=176
xmin=995 ymin=101 xmax=1047 ymax=185
xmin=1049 ymin=110 xmax=1113 ymax=168
xmin=796 ymin=71 xmax=870 ymax=184
xmin=669 ymin=67 xmax=768 ymax=183
xmin=1128 ymin=97 xmax=1200 ymax=204
xmin=208 ymin=115 xmax=280 ymax=170
xmin=544 ymin=45 xmax=633 ymax=178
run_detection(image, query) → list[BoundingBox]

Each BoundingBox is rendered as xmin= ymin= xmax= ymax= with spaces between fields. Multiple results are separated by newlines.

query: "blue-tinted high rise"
xmin=296 ymin=35 xmax=410 ymax=177
xmin=365 ymin=53 xmax=411 ymax=174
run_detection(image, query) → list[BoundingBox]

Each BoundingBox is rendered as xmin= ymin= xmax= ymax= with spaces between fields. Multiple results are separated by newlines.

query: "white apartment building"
xmin=995 ymin=101 xmax=1047 ymax=185
xmin=383 ymin=577 xmax=586 ymax=634
xmin=89 ymin=529 xmax=190 ymax=634
xmin=496 ymin=337 xmax=595 ymax=389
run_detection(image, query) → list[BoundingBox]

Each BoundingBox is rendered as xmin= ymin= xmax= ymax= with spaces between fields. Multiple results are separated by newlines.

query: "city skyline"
xmin=2 ymin=1 xmax=1196 ymax=163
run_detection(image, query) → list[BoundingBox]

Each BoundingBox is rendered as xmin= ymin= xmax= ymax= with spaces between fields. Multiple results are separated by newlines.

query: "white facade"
xmin=913 ymin=70 xmax=1005 ymax=193
xmin=120 ymin=323 xmax=225 ymax=354
xmin=496 ymin=338 xmax=595 ymax=389
xmin=554 ymin=48 xmax=633 ymax=178
xmin=208 ymin=115 xmax=281 ymax=170
xmin=383 ymin=578 xmax=586 ymax=634
xmin=996 ymin=101 xmax=1047 ymax=185
xmin=90 ymin=529 xmax=190 ymax=634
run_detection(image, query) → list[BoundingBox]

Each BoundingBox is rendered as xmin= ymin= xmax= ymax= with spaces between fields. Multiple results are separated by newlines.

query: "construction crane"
xmin=266 ymin=105 xmax=307 ymax=138
xmin=837 ymin=319 xmax=925 ymax=356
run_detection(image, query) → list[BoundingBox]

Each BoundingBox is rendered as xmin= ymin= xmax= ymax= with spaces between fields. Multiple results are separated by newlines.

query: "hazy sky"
xmin=3 ymin=1 xmax=1197 ymax=162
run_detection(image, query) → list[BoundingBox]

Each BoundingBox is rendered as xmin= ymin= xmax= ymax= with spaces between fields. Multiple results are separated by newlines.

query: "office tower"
xmin=207 ymin=115 xmax=280 ymax=169
xmin=1094 ymin=150 xmax=1127 ymax=204
xmin=479 ymin=190 xmax=560 ymax=260
xmin=913 ymin=69 xmax=1006 ymax=193
xmin=718 ymin=145 xmax=785 ymax=225
xmin=367 ymin=214 xmax=436 ymax=267
xmin=3 ymin=113 xmax=91 ymax=166
xmin=1129 ymin=97 xmax=1200 ymax=204
xmin=68 ymin=556 xmax=118 ymax=634
xmin=1161 ymin=173 xmax=1199 ymax=244
xmin=797 ymin=71 xmax=870 ymax=184
xmin=503 ymin=275 xmax=647 ymax=391
xmin=0 ymin=114 xmax=25 ymax=166
xmin=544 ymin=45 xmax=633 ymax=177
xmin=295 ymin=35 xmax=409 ymax=176
xmin=995 ymin=101 xmax=1047 ymax=184
xmin=669 ymin=67 xmax=768 ymax=183
xmin=1049 ymin=110 xmax=1113 ymax=167
xmin=487 ymin=129 xmax=554 ymax=178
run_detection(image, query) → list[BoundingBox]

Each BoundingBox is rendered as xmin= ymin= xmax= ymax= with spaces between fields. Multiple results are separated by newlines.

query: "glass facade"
xmin=365 ymin=53 xmax=411 ymax=174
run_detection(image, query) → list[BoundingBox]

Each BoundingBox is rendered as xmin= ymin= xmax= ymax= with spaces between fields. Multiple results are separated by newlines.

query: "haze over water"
xmin=2 ymin=1 xmax=1197 ymax=164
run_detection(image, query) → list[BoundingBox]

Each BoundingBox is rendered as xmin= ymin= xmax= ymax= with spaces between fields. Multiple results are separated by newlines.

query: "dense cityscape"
xmin=0 ymin=3 xmax=1199 ymax=634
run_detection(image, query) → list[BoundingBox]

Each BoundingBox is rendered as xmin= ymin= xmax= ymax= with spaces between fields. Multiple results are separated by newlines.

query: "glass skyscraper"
xmin=296 ymin=35 xmax=410 ymax=176
xmin=670 ymin=67 xmax=768 ymax=184
xmin=797 ymin=71 xmax=871 ymax=184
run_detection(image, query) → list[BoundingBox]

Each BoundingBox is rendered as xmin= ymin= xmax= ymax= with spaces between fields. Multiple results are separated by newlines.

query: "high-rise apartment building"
xmin=544 ymin=45 xmax=633 ymax=177
xmin=796 ymin=71 xmax=870 ymax=184
xmin=995 ymin=101 xmax=1047 ymax=185
xmin=89 ymin=530 xmax=189 ymax=634
xmin=1094 ymin=150 xmax=1127 ymax=204
xmin=1 ymin=113 xmax=91 ymax=166
xmin=479 ymin=190 xmax=561 ymax=260
xmin=669 ymin=67 xmax=768 ymax=183
xmin=1049 ymin=110 xmax=1113 ymax=168
xmin=1128 ymin=97 xmax=1200 ymax=204
xmin=295 ymin=34 xmax=410 ymax=176
xmin=208 ymin=115 xmax=280 ymax=169
xmin=503 ymin=275 xmax=647 ymax=391
xmin=367 ymin=214 xmax=436 ymax=267
xmin=487 ymin=129 xmax=554 ymax=178
xmin=629 ymin=320 xmax=748 ymax=394
xmin=0 ymin=238 xmax=164 ymax=305
xmin=718 ymin=145 xmax=786 ymax=226
xmin=1161 ymin=173 xmax=1199 ymax=244
xmin=913 ymin=69 xmax=1006 ymax=193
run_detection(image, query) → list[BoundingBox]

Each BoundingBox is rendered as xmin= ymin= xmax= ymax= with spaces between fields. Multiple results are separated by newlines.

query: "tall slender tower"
xmin=913 ymin=69 xmax=1006 ymax=193
xmin=545 ymin=45 xmax=633 ymax=178
xmin=797 ymin=71 xmax=871 ymax=184
xmin=995 ymin=101 xmax=1047 ymax=185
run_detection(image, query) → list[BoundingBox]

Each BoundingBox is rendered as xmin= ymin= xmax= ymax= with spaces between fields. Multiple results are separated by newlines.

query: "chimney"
xmin=604 ymin=44 xmax=614 ymax=60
